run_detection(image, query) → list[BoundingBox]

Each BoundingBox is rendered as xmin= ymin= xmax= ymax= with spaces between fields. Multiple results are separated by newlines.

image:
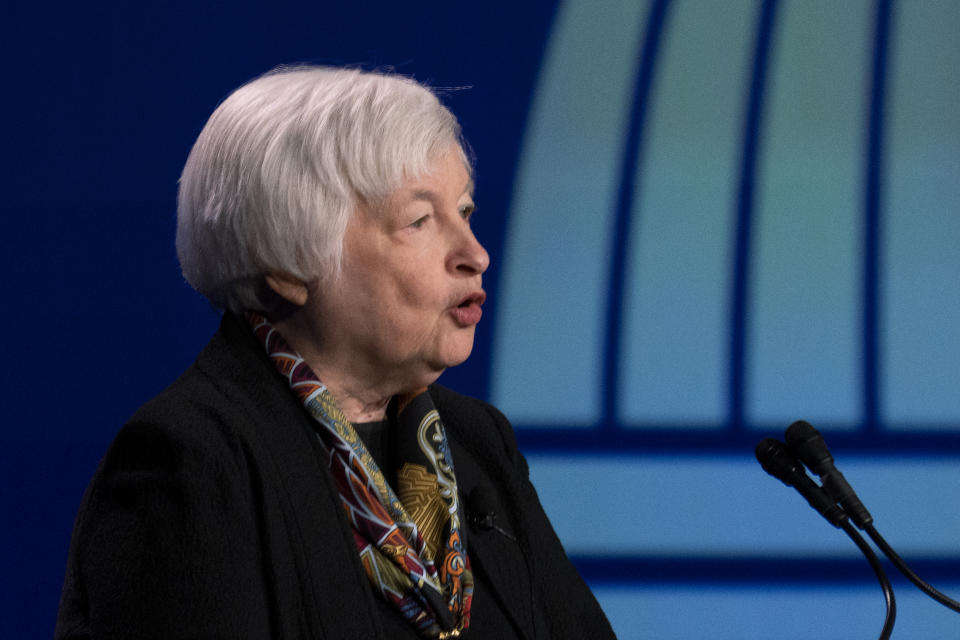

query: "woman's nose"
xmin=450 ymin=225 xmax=490 ymax=276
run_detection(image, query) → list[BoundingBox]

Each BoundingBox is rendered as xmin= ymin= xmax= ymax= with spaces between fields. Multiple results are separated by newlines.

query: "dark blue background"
xmin=4 ymin=1 xmax=959 ymax=637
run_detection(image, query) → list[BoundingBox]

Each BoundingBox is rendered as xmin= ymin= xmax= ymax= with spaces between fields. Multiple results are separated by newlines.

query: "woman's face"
xmin=308 ymin=146 xmax=489 ymax=393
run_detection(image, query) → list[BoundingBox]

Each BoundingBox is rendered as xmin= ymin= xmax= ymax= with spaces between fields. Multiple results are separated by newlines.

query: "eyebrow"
xmin=409 ymin=178 xmax=475 ymax=202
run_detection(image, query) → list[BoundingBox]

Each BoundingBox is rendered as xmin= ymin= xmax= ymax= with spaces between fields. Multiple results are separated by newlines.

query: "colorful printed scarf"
xmin=248 ymin=313 xmax=474 ymax=638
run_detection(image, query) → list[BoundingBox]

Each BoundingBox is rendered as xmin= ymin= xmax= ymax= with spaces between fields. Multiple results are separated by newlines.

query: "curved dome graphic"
xmin=492 ymin=0 xmax=960 ymax=434
xmin=489 ymin=3 xmax=960 ymax=634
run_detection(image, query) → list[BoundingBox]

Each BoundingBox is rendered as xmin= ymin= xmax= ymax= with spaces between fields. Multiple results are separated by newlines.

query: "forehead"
xmin=393 ymin=150 xmax=474 ymax=203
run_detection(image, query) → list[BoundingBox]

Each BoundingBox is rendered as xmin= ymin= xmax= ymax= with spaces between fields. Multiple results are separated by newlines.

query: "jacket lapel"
xmin=197 ymin=314 xmax=383 ymax=638
xmin=453 ymin=449 xmax=537 ymax=640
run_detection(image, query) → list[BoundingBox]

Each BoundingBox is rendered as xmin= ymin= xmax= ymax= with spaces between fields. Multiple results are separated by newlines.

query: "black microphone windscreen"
xmin=785 ymin=420 xmax=834 ymax=474
xmin=784 ymin=420 xmax=873 ymax=528
xmin=755 ymin=437 xmax=806 ymax=487
xmin=755 ymin=437 xmax=848 ymax=528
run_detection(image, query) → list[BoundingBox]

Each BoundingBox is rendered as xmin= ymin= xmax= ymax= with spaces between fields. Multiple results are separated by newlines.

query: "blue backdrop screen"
xmin=2 ymin=1 xmax=958 ymax=638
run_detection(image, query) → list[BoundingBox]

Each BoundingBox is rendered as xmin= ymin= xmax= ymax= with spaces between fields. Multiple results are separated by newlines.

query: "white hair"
xmin=176 ymin=65 xmax=468 ymax=312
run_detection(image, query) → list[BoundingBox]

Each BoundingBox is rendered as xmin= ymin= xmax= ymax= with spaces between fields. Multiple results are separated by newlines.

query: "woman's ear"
xmin=264 ymin=273 xmax=309 ymax=307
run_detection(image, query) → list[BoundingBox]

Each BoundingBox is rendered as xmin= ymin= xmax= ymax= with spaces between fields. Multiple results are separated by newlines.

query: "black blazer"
xmin=56 ymin=313 xmax=615 ymax=639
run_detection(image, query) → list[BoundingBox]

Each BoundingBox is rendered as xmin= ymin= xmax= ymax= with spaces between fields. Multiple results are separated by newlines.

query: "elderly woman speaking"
xmin=56 ymin=66 xmax=615 ymax=639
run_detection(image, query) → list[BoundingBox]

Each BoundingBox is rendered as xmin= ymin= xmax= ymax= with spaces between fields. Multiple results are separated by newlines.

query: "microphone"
xmin=783 ymin=422 xmax=960 ymax=614
xmin=466 ymin=486 xmax=516 ymax=542
xmin=467 ymin=486 xmax=497 ymax=530
xmin=754 ymin=438 xmax=848 ymax=528
xmin=784 ymin=421 xmax=873 ymax=529
xmin=756 ymin=437 xmax=896 ymax=638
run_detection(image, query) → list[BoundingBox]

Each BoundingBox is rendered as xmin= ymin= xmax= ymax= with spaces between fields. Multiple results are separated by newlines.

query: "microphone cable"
xmin=863 ymin=523 xmax=960 ymax=614
xmin=842 ymin=520 xmax=896 ymax=640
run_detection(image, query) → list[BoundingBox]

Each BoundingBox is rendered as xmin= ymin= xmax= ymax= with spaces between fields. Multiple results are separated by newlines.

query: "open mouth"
xmin=457 ymin=292 xmax=486 ymax=308
xmin=451 ymin=291 xmax=485 ymax=326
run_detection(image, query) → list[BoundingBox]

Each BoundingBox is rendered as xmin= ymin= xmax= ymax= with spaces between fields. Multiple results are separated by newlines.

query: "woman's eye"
xmin=460 ymin=204 xmax=476 ymax=221
xmin=409 ymin=216 xmax=429 ymax=229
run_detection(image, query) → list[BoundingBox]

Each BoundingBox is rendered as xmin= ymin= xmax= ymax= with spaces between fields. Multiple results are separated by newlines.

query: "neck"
xmin=321 ymin=377 xmax=392 ymax=423
xmin=266 ymin=312 xmax=402 ymax=424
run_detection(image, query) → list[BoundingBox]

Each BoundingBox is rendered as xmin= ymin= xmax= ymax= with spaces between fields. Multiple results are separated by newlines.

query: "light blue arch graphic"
xmin=746 ymin=0 xmax=872 ymax=428
xmin=492 ymin=0 xmax=960 ymax=436
xmin=491 ymin=0 xmax=650 ymax=425
xmin=491 ymin=1 xmax=960 ymax=636
xmin=619 ymin=1 xmax=757 ymax=426
xmin=881 ymin=0 xmax=960 ymax=428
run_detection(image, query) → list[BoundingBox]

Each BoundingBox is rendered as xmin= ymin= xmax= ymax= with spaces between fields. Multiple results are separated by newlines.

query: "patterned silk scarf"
xmin=248 ymin=313 xmax=474 ymax=638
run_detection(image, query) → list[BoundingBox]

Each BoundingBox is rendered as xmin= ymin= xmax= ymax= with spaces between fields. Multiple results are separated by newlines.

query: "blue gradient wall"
xmin=2 ymin=1 xmax=957 ymax=638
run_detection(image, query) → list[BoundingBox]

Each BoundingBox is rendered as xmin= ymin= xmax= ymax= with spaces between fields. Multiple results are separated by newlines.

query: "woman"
xmin=56 ymin=66 xmax=615 ymax=639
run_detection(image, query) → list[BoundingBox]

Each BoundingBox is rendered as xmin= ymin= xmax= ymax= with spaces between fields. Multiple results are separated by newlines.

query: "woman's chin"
xmin=418 ymin=341 xmax=475 ymax=382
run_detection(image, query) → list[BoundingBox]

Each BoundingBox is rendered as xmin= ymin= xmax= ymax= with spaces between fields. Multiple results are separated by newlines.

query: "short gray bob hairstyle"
xmin=176 ymin=65 xmax=468 ymax=312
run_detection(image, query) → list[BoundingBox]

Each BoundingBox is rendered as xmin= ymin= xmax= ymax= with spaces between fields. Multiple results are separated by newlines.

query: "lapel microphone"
xmin=467 ymin=486 xmax=517 ymax=542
